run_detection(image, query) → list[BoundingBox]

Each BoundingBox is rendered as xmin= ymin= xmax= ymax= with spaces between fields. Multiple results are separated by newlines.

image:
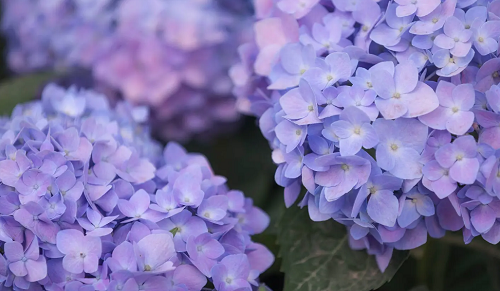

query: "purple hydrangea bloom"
xmin=56 ymin=229 xmax=102 ymax=274
xmin=373 ymin=118 xmax=428 ymax=180
xmin=398 ymin=184 xmax=435 ymax=228
xmin=302 ymin=52 xmax=353 ymax=91
xmin=395 ymin=0 xmax=440 ymax=17
xmin=4 ymin=234 xmax=46 ymax=282
xmin=433 ymin=16 xmax=473 ymax=57
xmin=232 ymin=0 xmax=500 ymax=271
xmin=354 ymin=173 xmax=403 ymax=227
xmin=331 ymin=106 xmax=379 ymax=156
xmin=419 ymin=81 xmax=475 ymax=135
xmin=315 ymin=154 xmax=371 ymax=201
xmin=2 ymin=0 xmax=252 ymax=142
xmin=370 ymin=3 xmax=414 ymax=48
xmin=0 ymin=84 xmax=273 ymax=290
xmin=472 ymin=18 xmax=500 ymax=56
xmin=212 ymin=254 xmax=252 ymax=291
xmin=269 ymin=43 xmax=316 ymax=90
xmin=434 ymin=135 xmax=480 ymax=184
xmin=370 ymin=61 xmax=439 ymax=119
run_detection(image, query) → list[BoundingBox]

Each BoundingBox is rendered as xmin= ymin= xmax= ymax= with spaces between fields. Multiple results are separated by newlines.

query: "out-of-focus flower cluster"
xmin=232 ymin=0 xmax=500 ymax=271
xmin=0 ymin=84 xmax=273 ymax=290
xmin=2 ymin=0 xmax=252 ymax=141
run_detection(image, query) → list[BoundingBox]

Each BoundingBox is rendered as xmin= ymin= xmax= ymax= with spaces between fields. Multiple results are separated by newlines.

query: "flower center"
xmin=493 ymin=71 xmax=500 ymax=78
xmin=170 ymin=227 xmax=180 ymax=236
xmin=366 ymin=81 xmax=372 ymax=88
xmin=478 ymin=36 xmax=484 ymax=42
xmin=369 ymin=186 xmax=377 ymax=194
xmin=33 ymin=184 xmax=39 ymax=190
xmin=308 ymin=105 xmax=314 ymax=112
xmin=295 ymin=129 xmax=302 ymax=136
xmin=341 ymin=164 xmax=350 ymax=171
xmin=225 ymin=277 xmax=233 ymax=284
xmin=454 ymin=37 xmax=459 ymax=42
xmin=353 ymin=127 xmax=361 ymax=135
xmin=465 ymin=24 xmax=471 ymax=29
xmin=390 ymin=144 xmax=398 ymax=151
xmin=300 ymin=69 xmax=306 ymax=75
xmin=362 ymin=25 xmax=369 ymax=32
xmin=80 ymin=252 xmax=86 ymax=258
xmin=452 ymin=106 xmax=459 ymax=113
xmin=144 ymin=265 xmax=152 ymax=271
xmin=432 ymin=18 xmax=439 ymax=24
xmin=21 ymin=256 xmax=27 ymax=262
xmin=204 ymin=212 xmax=211 ymax=218
xmin=449 ymin=58 xmax=455 ymax=63
xmin=443 ymin=169 xmax=449 ymax=176
xmin=326 ymin=75 xmax=334 ymax=81
xmin=456 ymin=154 xmax=463 ymax=161
xmin=392 ymin=92 xmax=401 ymax=99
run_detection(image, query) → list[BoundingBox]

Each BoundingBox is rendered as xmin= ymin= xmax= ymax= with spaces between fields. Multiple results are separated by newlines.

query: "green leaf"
xmin=0 ymin=72 xmax=60 ymax=115
xmin=278 ymin=206 xmax=409 ymax=291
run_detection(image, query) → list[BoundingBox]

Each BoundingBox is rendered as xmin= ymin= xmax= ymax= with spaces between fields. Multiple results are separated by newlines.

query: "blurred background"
xmin=0 ymin=1 xmax=499 ymax=291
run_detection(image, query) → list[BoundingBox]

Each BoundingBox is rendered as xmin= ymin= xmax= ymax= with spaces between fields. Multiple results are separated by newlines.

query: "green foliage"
xmin=277 ymin=206 xmax=409 ymax=291
xmin=0 ymin=72 xmax=60 ymax=115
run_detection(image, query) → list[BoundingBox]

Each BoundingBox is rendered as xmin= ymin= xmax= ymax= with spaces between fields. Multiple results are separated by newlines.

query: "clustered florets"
xmin=2 ymin=0 xmax=252 ymax=141
xmin=232 ymin=0 xmax=500 ymax=271
xmin=0 ymin=84 xmax=273 ymax=290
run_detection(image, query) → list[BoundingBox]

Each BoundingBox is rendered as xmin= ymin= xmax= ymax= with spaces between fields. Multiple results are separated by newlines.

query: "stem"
xmin=437 ymin=234 xmax=500 ymax=260
xmin=424 ymin=71 xmax=437 ymax=82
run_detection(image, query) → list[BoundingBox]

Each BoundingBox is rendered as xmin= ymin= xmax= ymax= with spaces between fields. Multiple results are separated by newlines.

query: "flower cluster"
xmin=2 ymin=0 xmax=252 ymax=141
xmin=1 ymin=0 xmax=112 ymax=72
xmin=0 ymin=84 xmax=273 ymax=290
xmin=232 ymin=0 xmax=500 ymax=271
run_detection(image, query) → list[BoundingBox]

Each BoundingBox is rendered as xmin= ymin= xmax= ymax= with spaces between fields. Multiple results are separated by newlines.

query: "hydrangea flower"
xmin=0 ymin=84 xmax=273 ymax=290
xmin=2 ymin=0 xmax=252 ymax=141
xmin=232 ymin=0 xmax=500 ymax=272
